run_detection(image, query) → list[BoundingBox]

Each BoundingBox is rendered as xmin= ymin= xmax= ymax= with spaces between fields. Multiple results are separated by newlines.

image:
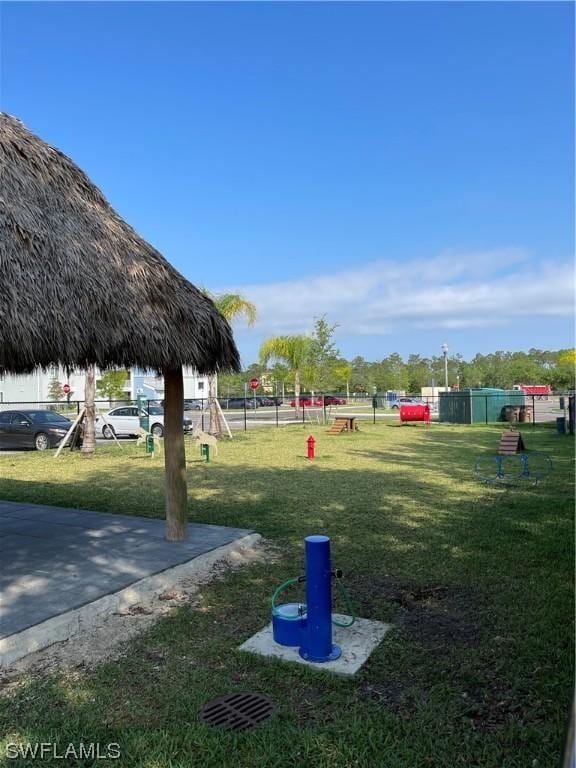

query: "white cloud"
xmin=219 ymin=248 xmax=574 ymax=339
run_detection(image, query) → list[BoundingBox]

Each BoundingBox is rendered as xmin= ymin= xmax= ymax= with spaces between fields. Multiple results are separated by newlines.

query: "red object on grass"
xmin=307 ymin=435 xmax=316 ymax=459
xmin=399 ymin=404 xmax=430 ymax=425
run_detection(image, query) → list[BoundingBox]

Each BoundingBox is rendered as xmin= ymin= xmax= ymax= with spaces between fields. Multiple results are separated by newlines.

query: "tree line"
xmin=49 ymin=346 xmax=575 ymax=403
xmin=221 ymin=320 xmax=575 ymax=396
xmin=219 ymin=297 xmax=574 ymax=396
xmin=51 ymin=289 xmax=573 ymax=453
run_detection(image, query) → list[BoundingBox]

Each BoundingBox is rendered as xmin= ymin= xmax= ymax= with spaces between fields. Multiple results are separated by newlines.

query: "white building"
xmin=0 ymin=366 xmax=210 ymax=406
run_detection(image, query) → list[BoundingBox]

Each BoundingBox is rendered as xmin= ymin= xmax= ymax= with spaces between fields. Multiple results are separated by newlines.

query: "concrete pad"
xmin=239 ymin=614 xmax=392 ymax=676
xmin=0 ymin=500 xmax=258 ymax=666
xmin=2 ymin=532 xmax=261 ymax=667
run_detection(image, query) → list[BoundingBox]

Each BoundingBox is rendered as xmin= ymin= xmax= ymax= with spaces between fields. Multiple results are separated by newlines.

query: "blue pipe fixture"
xmin=271 ymin=535 xmax=355 ymax=663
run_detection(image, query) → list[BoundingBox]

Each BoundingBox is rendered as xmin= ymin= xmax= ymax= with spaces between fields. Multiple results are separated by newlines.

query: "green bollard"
xmin=201 ymin=443 xmax=210 ymax=463
xmin=145 ymin=434 xmax=155 ymax=454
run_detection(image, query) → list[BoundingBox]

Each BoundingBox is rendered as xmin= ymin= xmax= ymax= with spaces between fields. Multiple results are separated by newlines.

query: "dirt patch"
xmin=347 ymin=575 xmax=527 ymax=731
xmin=0 ymin=538 xmax=270 ymax=692
xmin=398 ymin=586 xmax=483 ymax=650
xmin=346 ymin=574 xmax=455 ymax=615
xmin=347 ymin=574 xmax=484 ymax=650
xmin=400 ymin=606 xmax=481 ymax=649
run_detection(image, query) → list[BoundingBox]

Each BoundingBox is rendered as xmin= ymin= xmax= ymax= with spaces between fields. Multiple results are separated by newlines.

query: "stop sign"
xmin=63 ymin=383 xmax=71 ymax=394
xmin=249 ymin=378 xmax=259 ymax=390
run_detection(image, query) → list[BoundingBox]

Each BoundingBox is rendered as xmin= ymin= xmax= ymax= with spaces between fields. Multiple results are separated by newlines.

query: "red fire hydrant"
xmin=307 ymin=435 xmax=316 ymax=460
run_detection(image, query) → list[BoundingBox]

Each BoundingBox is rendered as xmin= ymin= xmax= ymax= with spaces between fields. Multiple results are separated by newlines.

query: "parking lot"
xmin=0 ymin=396 xmax=569 ymax=453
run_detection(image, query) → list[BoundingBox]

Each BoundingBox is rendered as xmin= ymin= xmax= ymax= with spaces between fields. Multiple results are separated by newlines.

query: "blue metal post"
xmin=299 ymin=535 xmax=341 ymax=662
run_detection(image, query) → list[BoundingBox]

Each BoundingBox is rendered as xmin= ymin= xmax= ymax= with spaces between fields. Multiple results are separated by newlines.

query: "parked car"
xmin=321 ymin=395 xmax=347 ymax=405
xmin=184 ymin=399 xmax=205 ymax=410
xmin=289 ymin=395 xmax=347 ymax=407
xmin=218 ymin=397 xmax=258 ymax=410
xmin=95 ymin=405 xmax=192 ymax=439
xmin=160 ymin=399 xmax=205 ymax=411
xmin=0 ymin=409 xmax=76 ymax=451
xmin=256 ymin=396 xmax=277 ymax=407
xmin=290 ymin=396 xmax=315 ymax=407
xmin=257 ymin=396 xmax=283 ymax=406
xmin=389 ymin=397 xmax=424 ymax=409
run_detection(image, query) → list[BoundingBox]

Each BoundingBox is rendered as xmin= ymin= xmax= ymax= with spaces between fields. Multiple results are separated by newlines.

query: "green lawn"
xmin=0 ymin=423 xmax=573 ymax=768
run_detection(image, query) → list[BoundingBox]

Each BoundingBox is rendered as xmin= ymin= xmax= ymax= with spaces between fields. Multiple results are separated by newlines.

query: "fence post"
xmin=302 ymin=404 xmax=305 ymax=424
xmin=243 ymin=400 xmax=247 ymax=431
xmin=76 ymin=400 xmax=80 ymax=415
xmin=532 ymin=394 xmax=535 ymax=427
xmin=275 ymin=400 xmax=279 ymax=428
xmin=485 ymin=396 xmax=488 ymax=424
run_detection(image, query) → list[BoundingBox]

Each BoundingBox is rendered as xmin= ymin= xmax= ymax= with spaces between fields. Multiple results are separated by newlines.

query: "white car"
xmin=95 ymin=405 xmax=192 ymax=439
xmin=389 ymin=397 xmax=424 ymax=409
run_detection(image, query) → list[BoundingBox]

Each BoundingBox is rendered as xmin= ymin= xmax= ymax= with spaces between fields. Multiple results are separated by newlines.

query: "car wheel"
xmin=102 ymin=424 xmax=115 ymax=440
xmin=151 ymin=423 xmax=164 ymax=438
xmin=391 ymin=405 xmax=399 ymax=409
xmin=34 ymin=432 xmax=50 ymax=451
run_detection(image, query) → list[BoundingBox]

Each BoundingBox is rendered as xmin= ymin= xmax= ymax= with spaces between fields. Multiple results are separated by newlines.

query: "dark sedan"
xmin=219 ymin=397 xmax=258 ymax=409
xmin=321 ymin=395 xmax=347 ymax=405
xmin=0 ymin=410 xmax=75 ymax=451
xmin=256 ymin=396 xmax=277 ymax=407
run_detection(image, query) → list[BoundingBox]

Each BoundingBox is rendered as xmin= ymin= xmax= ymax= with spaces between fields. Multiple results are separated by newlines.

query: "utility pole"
xmin=441 ymin=342 xmax=449 ymax=389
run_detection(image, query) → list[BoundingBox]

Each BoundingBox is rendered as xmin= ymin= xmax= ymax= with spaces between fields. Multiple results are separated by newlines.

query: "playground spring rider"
xmin=271 ymin=535 xmax=355 ymax=662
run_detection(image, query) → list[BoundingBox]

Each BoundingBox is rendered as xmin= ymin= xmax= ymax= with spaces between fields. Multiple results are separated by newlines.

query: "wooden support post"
xmin=163 ymin=367 xmax=188 ymax=541
xmin=54 ymin=407 xmax=85 ymax=459
xmin=214 ymin=396 xmax=233 ymax=439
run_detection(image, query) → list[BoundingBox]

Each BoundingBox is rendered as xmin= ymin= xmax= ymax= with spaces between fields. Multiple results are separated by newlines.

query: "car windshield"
xmin=26 ymin=411 xmax=71 ymax=424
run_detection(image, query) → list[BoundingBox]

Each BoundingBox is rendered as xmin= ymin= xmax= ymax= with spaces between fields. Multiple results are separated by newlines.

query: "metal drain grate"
xmin=199 ymin=692 xmax=276 ymax=732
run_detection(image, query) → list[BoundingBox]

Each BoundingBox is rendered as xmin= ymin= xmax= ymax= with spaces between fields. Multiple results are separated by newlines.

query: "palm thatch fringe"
xmin=0 ymin=113 xmax=240 ymax=376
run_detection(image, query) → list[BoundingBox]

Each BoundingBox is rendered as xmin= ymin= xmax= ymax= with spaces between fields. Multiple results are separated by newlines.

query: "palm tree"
xmin=333 ymin=363 xmax=353 ymax=400
xmin=260 ymin=335 xmax=312 ymax=414
xmin=207 ymin=292 xmax=257 ymax=434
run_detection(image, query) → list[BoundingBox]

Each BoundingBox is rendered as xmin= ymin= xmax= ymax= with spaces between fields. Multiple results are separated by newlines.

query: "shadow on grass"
xmin=0 ymin=446 xmax=573 ymax=643
xmin=0 ymin=425 xmax=573 ymax=767
xmin=0 ymin=423 xmax=572 ymax=574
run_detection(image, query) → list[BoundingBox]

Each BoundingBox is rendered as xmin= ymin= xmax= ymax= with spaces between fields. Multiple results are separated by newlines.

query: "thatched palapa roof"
xmin=0 ymin=113 xmax=240 ymax=375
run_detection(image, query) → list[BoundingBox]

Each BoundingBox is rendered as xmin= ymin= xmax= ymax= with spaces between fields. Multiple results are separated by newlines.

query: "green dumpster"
xmin=439 ymin=389 xmax=525 ymax=424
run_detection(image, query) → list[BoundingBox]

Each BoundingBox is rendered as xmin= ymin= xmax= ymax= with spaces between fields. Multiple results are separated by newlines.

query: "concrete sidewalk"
xmin=0 ymin=500 xmax=253 ymax=661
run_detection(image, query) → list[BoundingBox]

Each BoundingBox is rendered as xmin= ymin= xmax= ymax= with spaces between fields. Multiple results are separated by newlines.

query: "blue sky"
xmin=1 ymin=1 xmax=573 ymax=366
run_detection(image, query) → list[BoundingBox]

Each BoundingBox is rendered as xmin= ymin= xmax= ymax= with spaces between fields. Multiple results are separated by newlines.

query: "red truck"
xmin=513 ymin=384 xmax=552 ymax=400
